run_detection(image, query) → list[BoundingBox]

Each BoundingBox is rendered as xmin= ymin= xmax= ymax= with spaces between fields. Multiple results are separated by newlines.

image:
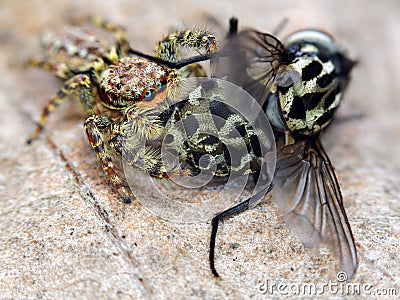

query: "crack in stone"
xmin=45 ymin=135 xmax=154 ymax=298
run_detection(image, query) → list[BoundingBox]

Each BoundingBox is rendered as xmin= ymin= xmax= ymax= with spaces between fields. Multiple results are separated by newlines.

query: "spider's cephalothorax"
xmin=208 ymin=21 xmax=358 ymax=279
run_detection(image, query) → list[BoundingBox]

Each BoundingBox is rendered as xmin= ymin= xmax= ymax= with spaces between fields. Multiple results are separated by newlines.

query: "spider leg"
xmin=25 ymin=56 xmax=72 ymax=80
xmin=84 ymin=115 xmax=133 ymax=204
xmin=154 ymin=29 xmax=218 ymax=76
xmin=27 ymin=74 xmax=94 ymax=144
xmin=70 ymin=16 xmax=130 ymax=58
xmin=228 ymin=17 xmax=238 ymax=38
xmin=107 ymin=110 xmax=192 ymax=179
xmin=155 ymin=29 xmax=218 ymax=60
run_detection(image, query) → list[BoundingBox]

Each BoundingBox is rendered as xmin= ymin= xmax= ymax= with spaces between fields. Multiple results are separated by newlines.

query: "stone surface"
xmin=0 ymin=0 xmax=399 ymax=299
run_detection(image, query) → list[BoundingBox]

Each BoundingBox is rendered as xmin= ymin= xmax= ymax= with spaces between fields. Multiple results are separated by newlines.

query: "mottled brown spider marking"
xmin=99 ymin=57 xmax=170 ymax=109
xmin=27 ymin=17 xmax=129 ymax=80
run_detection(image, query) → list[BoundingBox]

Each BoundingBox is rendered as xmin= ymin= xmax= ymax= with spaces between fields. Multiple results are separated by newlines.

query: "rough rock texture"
xmin=0 ymin=0 xmax=399 ymax=299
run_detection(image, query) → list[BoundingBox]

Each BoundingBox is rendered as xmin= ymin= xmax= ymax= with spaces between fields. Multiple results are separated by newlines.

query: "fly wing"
xmin=272 ymin=137 xmax=358 ymax=278
xmin=220 ymin=30 xmax=286 ymax=107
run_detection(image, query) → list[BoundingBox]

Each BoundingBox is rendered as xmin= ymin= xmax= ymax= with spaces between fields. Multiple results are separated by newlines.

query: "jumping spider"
xmin=27 ymin=17 xmax=271 ymax=207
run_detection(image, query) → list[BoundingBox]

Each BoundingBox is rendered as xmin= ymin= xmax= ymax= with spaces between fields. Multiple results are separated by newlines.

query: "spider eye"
xmin=134 ymin=94 xmax=142 ymax=100
xmin=142 ymin=89 xmax=157 ymax=102
xmin=157 ymin=82 xmax=163 ymax=90
xmin=117 ymin=83 xmax=122 ymax=90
